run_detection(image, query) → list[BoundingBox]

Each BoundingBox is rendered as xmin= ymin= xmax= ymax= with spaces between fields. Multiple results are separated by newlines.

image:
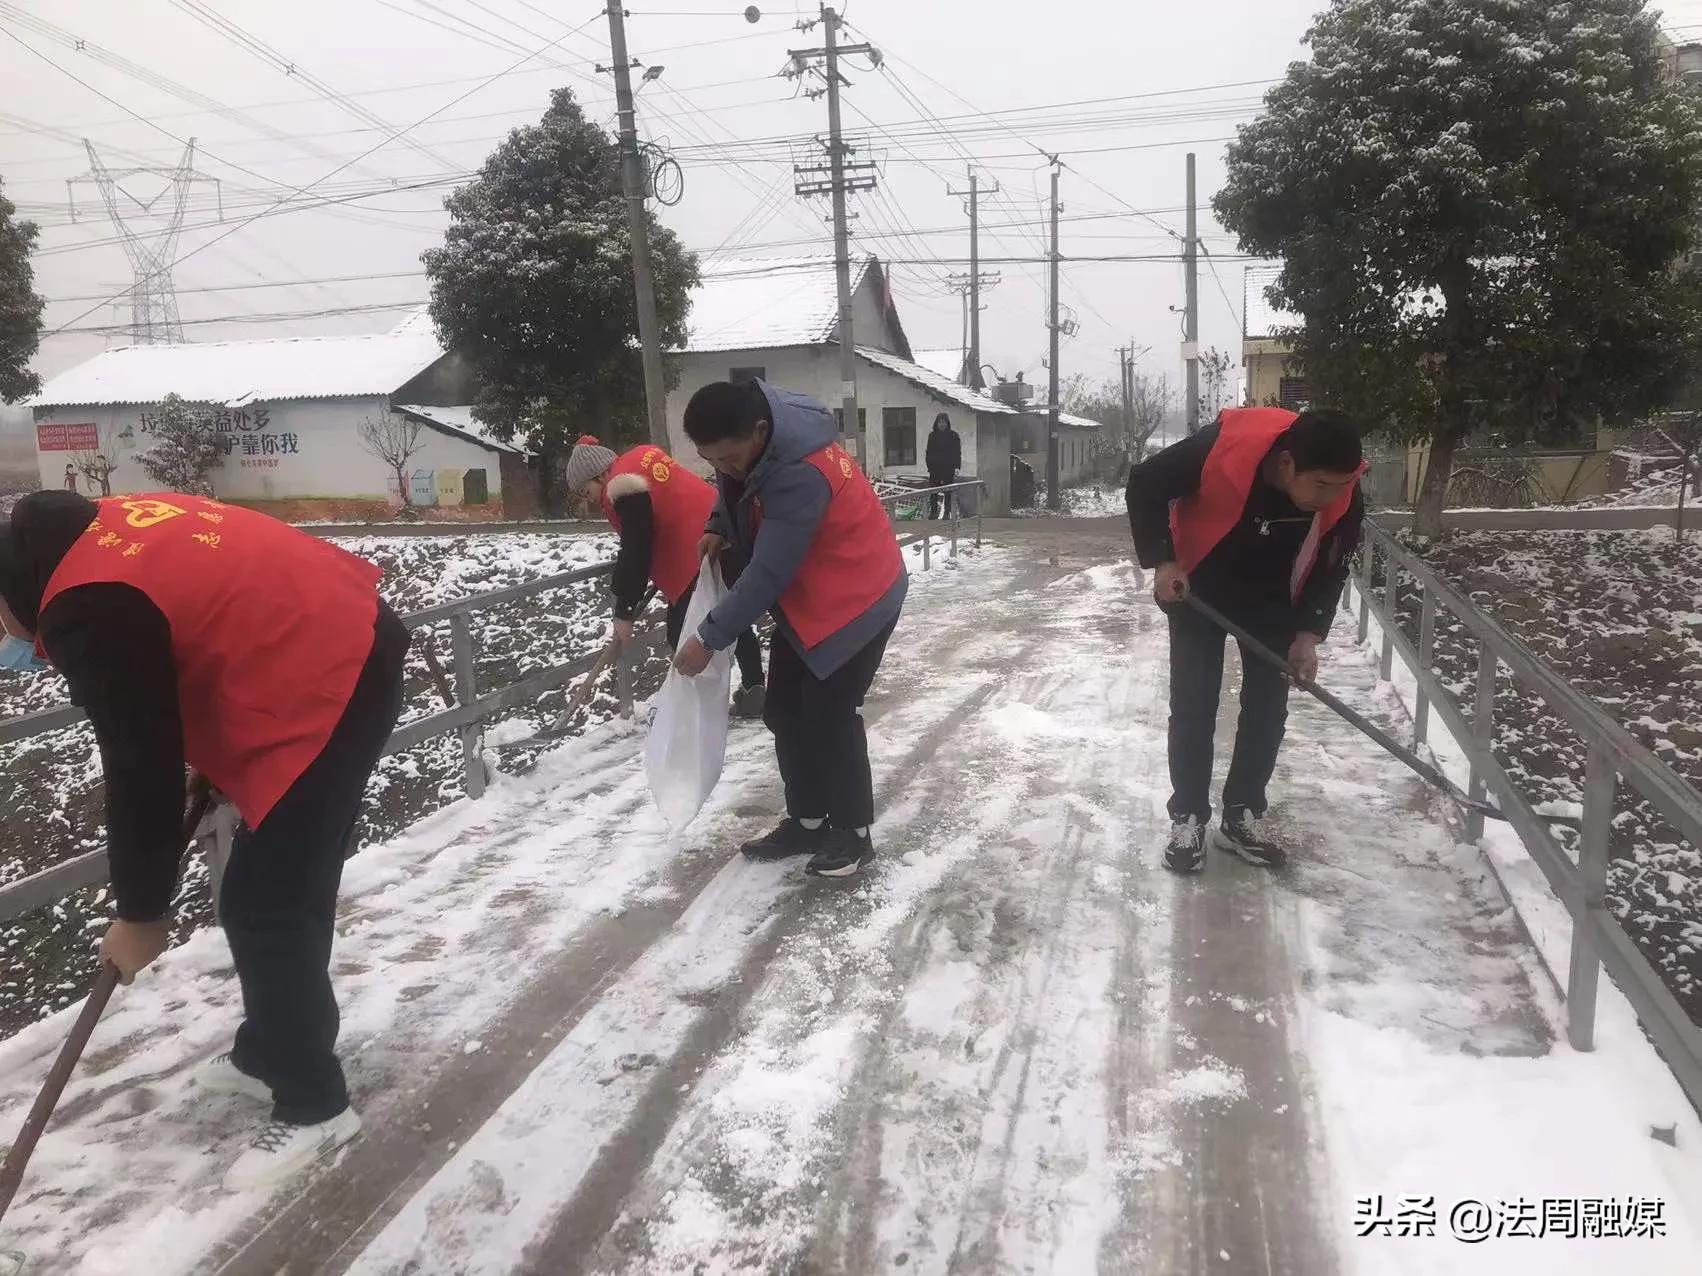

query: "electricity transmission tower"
xmin=68 ymin=139 xmax=221 ymax=345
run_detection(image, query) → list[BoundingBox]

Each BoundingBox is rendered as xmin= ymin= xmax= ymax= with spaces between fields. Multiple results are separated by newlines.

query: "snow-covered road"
xmin=1 ymin=520 xmax=1698 ymax=1275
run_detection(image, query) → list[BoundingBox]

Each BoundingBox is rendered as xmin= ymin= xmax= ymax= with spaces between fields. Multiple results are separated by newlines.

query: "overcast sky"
xmin=7 ymin=0 xmax=1702 ymax=408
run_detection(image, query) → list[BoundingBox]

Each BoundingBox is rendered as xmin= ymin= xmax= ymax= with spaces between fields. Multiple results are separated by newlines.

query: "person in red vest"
xmin=677 ymin=379 xmax=906 ymax=879
xmin=1126 ymin=407 xmax=1364 ymax=873
xmin=0 ymin=489 xmax=406 ymax=1190
xmin=564 ymin=435 xmax=764 ymax=716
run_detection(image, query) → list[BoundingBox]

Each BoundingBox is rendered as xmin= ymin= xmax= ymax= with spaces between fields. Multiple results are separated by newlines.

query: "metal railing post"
xmin=1379 ymin=547 xmax=1397 ymax=680
xmin=1466 ymin=642 xmax=1496 ymax=841
xmin=450 ymin=613 xmax=486 ymax=800
xmin=922 ymin=530 xmax=932 ymax=571
xmin=1357 ymin=541 xmax=1373 ymax=645
xmin=1414 ymin=585 xmax=1436 ymax=748
xmin=1566 ymin=743 xmax=1615 ymax=1051
xmin=950 ymin=498 xmax=960 ymax=559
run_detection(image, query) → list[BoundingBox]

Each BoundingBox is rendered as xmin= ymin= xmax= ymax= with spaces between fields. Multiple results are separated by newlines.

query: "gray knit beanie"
xmin=564 ymin=434 xmax=617 ymax=492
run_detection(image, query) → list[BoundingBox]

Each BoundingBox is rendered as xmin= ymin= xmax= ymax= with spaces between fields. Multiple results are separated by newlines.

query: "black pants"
xmin=666 ymin=582 xmax=764 ymax=690
xmin=221 ymin=603 xmax=409 ymax=1125
xmin=1165 ymin=602 xmax=1292 ymax=825
xmin=765 ymin=621 xmax=895 ymax=830
xmin=928 ymin=471 xmax=955 ymax=519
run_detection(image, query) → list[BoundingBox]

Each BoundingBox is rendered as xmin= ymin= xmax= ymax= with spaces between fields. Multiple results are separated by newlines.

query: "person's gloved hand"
xmin=101 ymin=919 xmax=170 ymax=985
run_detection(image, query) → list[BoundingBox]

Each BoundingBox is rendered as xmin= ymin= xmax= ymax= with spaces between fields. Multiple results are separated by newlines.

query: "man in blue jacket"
xmin=675 ymin=379 xmax=906 ymax=878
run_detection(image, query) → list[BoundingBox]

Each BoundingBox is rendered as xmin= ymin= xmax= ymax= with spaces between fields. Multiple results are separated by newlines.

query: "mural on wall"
xmin=135 ymin=402 xmax=302 ymax=472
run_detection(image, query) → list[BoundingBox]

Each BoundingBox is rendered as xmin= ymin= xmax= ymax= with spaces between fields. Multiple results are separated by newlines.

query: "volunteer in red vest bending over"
xmin=0 ymin=490 xmax=407 ymax=1190
xmin=677 ymin=379 xmax=906 ymax=879
xmin=564 ymin=435 xmax=764 ymax=717
xmin=1126 ymin=408 xmax=1364 ymax=874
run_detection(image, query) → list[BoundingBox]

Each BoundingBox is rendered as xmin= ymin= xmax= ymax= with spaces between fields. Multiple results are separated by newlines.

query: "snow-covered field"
xmin=1 ymin=524 xmax=1697 ymax=1275
xmin=1390 ymin=529 xmax=1702 ymax=1025
xmin=0 ymin=532 xmax=649 ymax=1037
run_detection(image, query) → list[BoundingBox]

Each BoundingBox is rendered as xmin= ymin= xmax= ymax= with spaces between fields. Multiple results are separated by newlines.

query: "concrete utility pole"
xmin=788 ymin=7 xmax=879 ymax=458
xmin=604 ymin=2 xmax=668 ymax=446
xmin=1118 ymin=344 xmax=1133 ymax=457
xmin=822 ymin=8 xmax=858 ymax=456
xmin=1184 ymin=151 xmax=1200 ymax=435
xmin=946 ymin=169 xmax=1000 ymax=388
xmin=1047 ymin=164 xmax=1062 ymax=512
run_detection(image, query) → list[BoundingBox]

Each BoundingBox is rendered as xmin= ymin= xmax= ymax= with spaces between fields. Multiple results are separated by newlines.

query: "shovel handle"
xmin=0 ymin=780 xmax=215 ymax=1226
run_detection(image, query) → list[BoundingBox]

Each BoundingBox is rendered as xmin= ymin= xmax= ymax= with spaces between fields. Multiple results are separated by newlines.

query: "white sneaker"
xmin=195 ymin=1053 xmax=272 ymax=1105
xmin=223 ymin=1108 xmax=362 ymax=1191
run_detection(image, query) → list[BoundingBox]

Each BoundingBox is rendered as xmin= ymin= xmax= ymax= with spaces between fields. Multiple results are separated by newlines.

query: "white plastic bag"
xmin=645 ymin=561 xmax=734 ymax=828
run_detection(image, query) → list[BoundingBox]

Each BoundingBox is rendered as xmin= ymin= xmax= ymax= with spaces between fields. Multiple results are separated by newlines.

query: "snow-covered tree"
xmin=423 ymin=88 xmax=698 ymax=513
xmin=136 ymin=394 xmax=221 ymax=494
xmin=0 ymin=176 xmax=43 ymax=404
xmin=1215 ymin=0 xmax=1702 ymax=534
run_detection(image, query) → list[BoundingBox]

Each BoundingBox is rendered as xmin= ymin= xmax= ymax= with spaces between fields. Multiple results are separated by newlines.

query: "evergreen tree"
xmin=136 ymin=394 xmax=222 ymax=494
xmin=1214 ymin=0 xmax=1702 ymax=532
xmin=0 ymin=176 xmax=43 ymax=403
xmin=423 ymin=88 xmax=698 ymax=512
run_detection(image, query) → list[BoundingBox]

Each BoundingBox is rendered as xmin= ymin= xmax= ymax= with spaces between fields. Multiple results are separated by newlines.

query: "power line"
xmin=46 ymin=12 xmax=604 ymax=336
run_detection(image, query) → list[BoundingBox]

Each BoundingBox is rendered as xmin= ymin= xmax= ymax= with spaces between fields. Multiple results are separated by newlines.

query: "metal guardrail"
xmin=0 ymin=482 xmax=984 ymax=928
xmin=1352 ymin=521 xmax=1702 ymax=1111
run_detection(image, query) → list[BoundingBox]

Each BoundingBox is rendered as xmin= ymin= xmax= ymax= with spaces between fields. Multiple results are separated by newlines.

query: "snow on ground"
xmin=1 ymin=525 xmax=1699 ymax=1274
xmin=1015 ymin=482 xmax=1128 ymax=519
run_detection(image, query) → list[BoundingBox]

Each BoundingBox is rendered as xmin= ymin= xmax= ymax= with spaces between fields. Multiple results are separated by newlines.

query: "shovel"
xmin=0 ymin=779 xmax=216 ymax=1272
xmin=1181 ymin=593 xmax=1577 ymax=829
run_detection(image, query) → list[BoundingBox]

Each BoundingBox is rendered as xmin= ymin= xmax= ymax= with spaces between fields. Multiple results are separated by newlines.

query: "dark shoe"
xmin=805 ymin=830 xmax=876 ymax=878
xmin=1163 ymin=817 xmax=1206 ymax=874
xmin=1212 ymin=811 xmax=1287 ymax=869
xmin=741 ymin=817 xmax=829 ymax=861
xmin=732 ymin=684 xmax=766 ymax=720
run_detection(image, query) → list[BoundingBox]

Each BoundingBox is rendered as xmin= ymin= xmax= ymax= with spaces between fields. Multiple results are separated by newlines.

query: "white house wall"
xmin=35 ymin=397 xmax=502 ymax=503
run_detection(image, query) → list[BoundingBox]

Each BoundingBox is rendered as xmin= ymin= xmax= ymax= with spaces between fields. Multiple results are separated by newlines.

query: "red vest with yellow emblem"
xmin=1169 ymin=407 xmax=1362 ymax=601
xmin=599 ymin=445 xmax=716 ymax=604
xmin=39 ymin=493 xmax=382 ymax=829
xmin=754 ymin=443 xmax=902 ymax=649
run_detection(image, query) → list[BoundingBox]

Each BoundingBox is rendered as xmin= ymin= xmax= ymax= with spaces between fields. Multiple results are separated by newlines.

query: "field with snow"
xmin=0 ymin=531 xmax=665 ymax=1038
xmin=1390 ymin=528 xmax=1702 ymax=1025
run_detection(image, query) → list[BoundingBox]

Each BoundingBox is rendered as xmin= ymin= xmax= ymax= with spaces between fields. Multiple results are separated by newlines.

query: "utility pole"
xmin=604 ymin=2 xmax=668 ymax=446
xmin=1184 ymin=151 xmax=1200 ymax=434
xmin=1046 ymin=163 xmax=1062 ymax=511
xmin=787 ymin=7 xmax=879 ymax=459
xmin=946 ymin=169 xmax=1000 ymax=388
xmin=1118 ymin=344 xmax=1133 ymax=460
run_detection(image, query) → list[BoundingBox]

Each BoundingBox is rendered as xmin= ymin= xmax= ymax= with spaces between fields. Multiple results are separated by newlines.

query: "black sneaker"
xmin=804 ymin=830 xmax=876 ymax=878
xmin=1212 ymin=811 xmax=1287 ymax=869
xmin=1163 ymin=817 xmax=1206 ymax=874
xmin=740 ymin=818 xmax=829 ymax=861
xmin=732 ymin=684 xmax=766 ymax=720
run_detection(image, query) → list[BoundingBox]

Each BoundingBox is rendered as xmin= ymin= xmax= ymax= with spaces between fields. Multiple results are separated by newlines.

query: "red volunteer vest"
xmin=753 ymin=443 xmax=902 ymax=649
xmin=40 ymin=494 xmax=382 ymax=829
xmin=1169 ymin=407 xmax=1362 ymax=601
xmin=599 ymin=445 xmax=715 ymax=604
